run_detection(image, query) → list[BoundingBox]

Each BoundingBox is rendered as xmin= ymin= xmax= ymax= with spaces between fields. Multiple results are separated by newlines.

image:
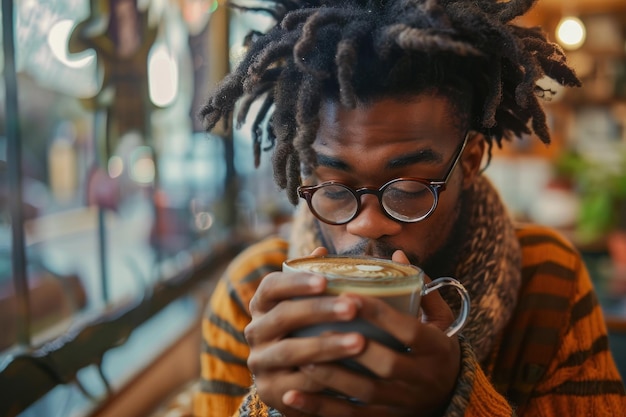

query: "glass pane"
xmin=0 ymin=0 xmax=233 ymax=365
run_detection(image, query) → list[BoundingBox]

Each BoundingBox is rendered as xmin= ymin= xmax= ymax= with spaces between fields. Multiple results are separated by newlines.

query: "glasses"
xmin=297 ymin=132 xmax=470 ymax=225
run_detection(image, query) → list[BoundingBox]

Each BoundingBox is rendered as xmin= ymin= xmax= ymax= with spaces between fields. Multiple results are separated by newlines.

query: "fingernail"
xmin=282 ymin=390 xmax=302 ymax=407
xmin=333 ymin=300 xmax=350 ymax=315
xmin=345 ymin=294 xmax=362 ymax=308
xmin=308 ymin=275 xmax=324 ymax=289
xmin=341 ymin=333 xmax=360 ymax=348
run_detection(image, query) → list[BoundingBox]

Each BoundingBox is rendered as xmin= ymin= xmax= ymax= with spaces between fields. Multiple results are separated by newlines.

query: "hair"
xmin=199 ymin=0 xmax=580 ymax=204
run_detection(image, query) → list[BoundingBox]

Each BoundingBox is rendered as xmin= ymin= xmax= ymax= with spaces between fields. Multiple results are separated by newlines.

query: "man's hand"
xmin=245 ymin=249 xmax=461 ymax=416
xmin=244 ymin=247 xmax=368 ymax=415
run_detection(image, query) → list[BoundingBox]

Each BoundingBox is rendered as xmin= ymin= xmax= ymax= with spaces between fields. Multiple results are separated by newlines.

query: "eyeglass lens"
xmin=309 ymin=180 xmax=436 ymax=224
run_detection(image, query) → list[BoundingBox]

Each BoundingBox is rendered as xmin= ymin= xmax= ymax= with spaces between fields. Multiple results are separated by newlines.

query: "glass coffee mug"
xmin=283 ymin=255 xmax=470 ymax=376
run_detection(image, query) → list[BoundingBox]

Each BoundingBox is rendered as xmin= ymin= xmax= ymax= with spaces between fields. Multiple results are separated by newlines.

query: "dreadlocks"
xmin=199 ymin=0 xmax=580 ymax=204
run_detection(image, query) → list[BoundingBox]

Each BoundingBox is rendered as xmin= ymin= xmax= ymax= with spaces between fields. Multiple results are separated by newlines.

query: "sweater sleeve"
xmin=193 ymin=237 xmax=289 ymax=417
xmin=441 ymin=337 xmax=515 ymax=417
xmin=193 ymin=277 xmax=252 ymax=417
xmin=518 ymin=257 xmax=626 ymax=416
xmin=442 ymin=252 xmax=625 ymax=417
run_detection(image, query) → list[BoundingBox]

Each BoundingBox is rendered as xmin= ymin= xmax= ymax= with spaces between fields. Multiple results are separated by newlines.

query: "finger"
xmin=388 ymin=251 xmax=455 ymax=333
xmin=346 ymin=294 xmax=420 ymax=348
xmin=350 ymin=293 xmax=454 ymax=358
xmin=391 ymin=250 xmax=410 ymax=265
xmin=282 ymin=389 xmax=406 ymax=417
xmin=245 ymin=295 xmax=361 ymax=345
xmin=251 ymin=249 xmax=328 ymax=316
xmin=420 ymin=277 xmax=455 ymax=332
xmin=249 ymin=271 xmax=327 ymax=316
xmin=311 ymin=246 xmax=328 ymax=256
xmin=349 ymin=338 xmax=414 ymax=380
xmin=247 ymin=333 xmax=366 ymax=372
xmin=351 ymin=329 xmax=449 ymax=378
xmin=345 ymin=335 xmax=460 ymax=413
xmin=253 ymin=370 xmax=326 ymax=415
xmin=299 ymin=362 xmax=413 ymax=408
xmin=254 ymin=370 xmax=326 ymax=400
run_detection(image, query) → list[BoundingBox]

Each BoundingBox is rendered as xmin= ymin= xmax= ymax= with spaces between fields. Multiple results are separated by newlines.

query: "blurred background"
xmin=0 ymin=0 xmax=624 ymax=416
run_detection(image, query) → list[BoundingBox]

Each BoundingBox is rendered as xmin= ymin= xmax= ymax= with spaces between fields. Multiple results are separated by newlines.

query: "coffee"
xmin=283 ymin=256 xmax=423 ymax=315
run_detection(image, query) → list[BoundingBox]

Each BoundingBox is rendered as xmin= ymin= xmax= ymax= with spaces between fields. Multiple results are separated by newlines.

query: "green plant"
xmin=555 ymin=148 xmax=626 ymax=244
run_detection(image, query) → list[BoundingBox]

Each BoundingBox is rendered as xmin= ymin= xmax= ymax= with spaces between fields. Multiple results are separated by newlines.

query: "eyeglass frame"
xmin=297 ymin=131 xmax=471 ymax=225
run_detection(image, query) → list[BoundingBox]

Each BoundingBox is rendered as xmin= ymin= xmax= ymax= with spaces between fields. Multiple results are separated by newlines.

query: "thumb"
xmin=391 ymin=249 xmax=410 ymax=264
xmin=390 ymin=251 xmax=455 ymax=333
xmin=420 ymin=281 xmax=456 ymax=333
xmin=310 ymin=247 xmax=328 ymax=256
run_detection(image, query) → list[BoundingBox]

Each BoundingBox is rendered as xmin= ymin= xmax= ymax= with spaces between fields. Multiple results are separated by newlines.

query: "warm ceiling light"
xmin=556 ymin=17 xmax=586 ymax=50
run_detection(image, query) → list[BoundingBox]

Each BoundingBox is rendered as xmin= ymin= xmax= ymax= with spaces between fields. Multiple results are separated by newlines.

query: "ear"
xmin=460 ymin=132 xmax=486 ymax=190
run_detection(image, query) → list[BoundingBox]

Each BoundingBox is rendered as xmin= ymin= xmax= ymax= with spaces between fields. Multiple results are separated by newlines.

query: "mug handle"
xmin=422 ymin=277 xmax=470 ymax=337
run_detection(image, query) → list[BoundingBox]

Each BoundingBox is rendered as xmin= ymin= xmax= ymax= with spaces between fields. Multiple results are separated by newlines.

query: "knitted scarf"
xmin=239 ymin=175 xmax=522 ymax=416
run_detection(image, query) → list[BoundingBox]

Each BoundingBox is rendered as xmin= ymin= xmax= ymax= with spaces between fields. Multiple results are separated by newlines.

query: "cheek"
xmin=408 ymin=180 xmax=463 ymax=254
xmin=404 ymin=216 xmax=452 ymax=261
xmin=433 ymin=178 xmax=463 ymax=222
xmin=318 ymin=223 xmax=346 ymax=251
xmin=418 ymin=204 xmax=457 ymax=245
xmin=434 ymin=176 xmax=464 ymax=229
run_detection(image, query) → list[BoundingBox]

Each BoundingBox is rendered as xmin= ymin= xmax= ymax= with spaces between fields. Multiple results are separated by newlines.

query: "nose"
xmin=345 ymin=195 xmax=402 ymax=239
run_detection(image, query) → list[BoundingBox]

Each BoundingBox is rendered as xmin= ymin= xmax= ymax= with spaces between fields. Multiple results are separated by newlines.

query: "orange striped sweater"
xmin=194 ymin=224 xmax=626 ymax=416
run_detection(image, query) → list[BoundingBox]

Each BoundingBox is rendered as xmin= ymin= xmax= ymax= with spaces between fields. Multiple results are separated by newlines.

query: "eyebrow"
xmin=316 ymin=154 xmax=351 ymax=171
xmin=316 ymin=148 xmax=443 ymax=172
xmin=386 ymin=149 xmax=443 ymax=169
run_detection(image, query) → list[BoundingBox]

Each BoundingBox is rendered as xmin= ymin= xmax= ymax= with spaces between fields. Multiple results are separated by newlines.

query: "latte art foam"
xmin=299 ymin=258 xmax=415 ymax=278
xmin=284 ymin=256 xmax=425 ymax=317
xmin=284 ymin=255 xmax=423 ymax=300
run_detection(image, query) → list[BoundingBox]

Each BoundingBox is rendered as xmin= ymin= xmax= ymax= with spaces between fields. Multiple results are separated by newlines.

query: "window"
xmin=0 ymin=1 xmax=289 ymax=415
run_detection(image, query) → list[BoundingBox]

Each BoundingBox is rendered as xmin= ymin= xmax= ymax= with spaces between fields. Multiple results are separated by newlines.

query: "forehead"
xmin=314 ymin=95 xmax=463 ymax=152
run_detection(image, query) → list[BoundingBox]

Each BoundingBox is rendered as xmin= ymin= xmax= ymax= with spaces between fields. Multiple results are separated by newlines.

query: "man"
xmin=194 ymin=0 xmax=626 ymax=415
